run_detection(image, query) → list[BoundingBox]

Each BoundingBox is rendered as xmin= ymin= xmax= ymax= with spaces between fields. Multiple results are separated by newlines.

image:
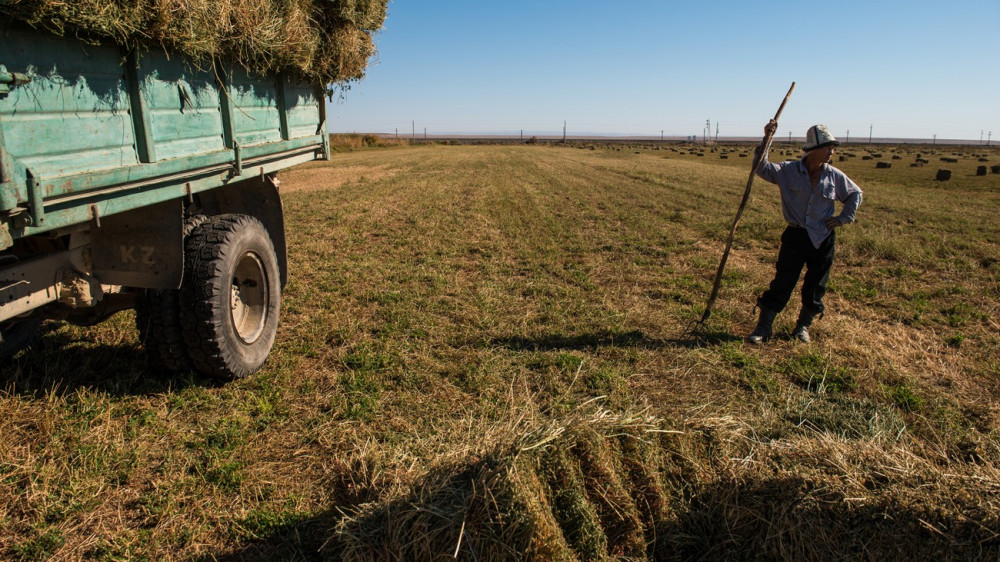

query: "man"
xmin=748 ymin=120 xmax=862 ymax=343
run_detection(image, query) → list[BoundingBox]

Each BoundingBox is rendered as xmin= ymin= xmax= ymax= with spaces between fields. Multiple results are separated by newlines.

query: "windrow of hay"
xmin=0 ymin=0 xmax=388 ymax=90
xmin=329 ymin=404 xmax=1000 ymax=560
xmin=331 ymin=407 xmax=671 ymax=560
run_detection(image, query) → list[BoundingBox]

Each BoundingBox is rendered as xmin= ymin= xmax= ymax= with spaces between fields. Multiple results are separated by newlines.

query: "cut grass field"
xmin=2 ymin=140 xmax=999 ymax=560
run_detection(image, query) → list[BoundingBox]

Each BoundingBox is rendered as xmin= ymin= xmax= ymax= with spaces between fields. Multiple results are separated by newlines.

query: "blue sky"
xmin=328 ymin=1 xmax=999 ymax=141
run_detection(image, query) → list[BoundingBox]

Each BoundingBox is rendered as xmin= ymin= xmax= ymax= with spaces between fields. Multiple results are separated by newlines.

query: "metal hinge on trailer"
xmin=0 ymin=65 xmax=31 ymax=97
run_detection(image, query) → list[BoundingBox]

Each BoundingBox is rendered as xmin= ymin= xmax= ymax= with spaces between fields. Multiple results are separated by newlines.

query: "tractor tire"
xmin=135 ymin=288 xmax=192 ymax=372
xmin=134 ymin=215 xmax=207 ymax=372
xmin=180 ymin=214 xmax=280 ymax=380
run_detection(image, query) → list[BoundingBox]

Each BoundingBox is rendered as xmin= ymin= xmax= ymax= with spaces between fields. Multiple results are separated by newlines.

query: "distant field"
xmin=2 ymin=141 xmax=999 ymax=559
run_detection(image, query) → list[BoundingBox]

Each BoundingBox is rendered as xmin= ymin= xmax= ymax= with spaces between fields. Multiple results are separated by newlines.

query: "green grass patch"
xmin=882 ymin=382 xmax=924 ymax=413
xmin=719 ymin=344 xmax=778 ymax=394
xmin=11 ymin=525 xmax=65 ymax=561
xmin=783 ymin=353 xmax=858 ymax=394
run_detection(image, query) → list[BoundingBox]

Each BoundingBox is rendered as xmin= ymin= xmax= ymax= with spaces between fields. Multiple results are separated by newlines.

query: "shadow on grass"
xmin=479 ymin=328 xmax=742 ymax=352
xmin=664 ymin=476 xmax=1000 ymax=561
xmin=206 ymin=516 xmax=341 ymax=562
xmin=0 ymin=324 xmax=212 ymax=398
xmin=209 ymin=468 xmax=1000 ymax=561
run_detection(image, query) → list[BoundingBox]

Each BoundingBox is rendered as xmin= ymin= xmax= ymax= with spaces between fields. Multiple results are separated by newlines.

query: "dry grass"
xmin=278 ymin=164 xmax=397 ymax=194
xmin=1 ymin=142 xmax=999 ymax=559
xmin=0 ymin=0 xmax=387 ymax=89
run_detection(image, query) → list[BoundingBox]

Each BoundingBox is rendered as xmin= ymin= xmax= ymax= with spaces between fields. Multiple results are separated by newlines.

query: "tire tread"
xmin=180 ymin=214 xmax=279 ymax=380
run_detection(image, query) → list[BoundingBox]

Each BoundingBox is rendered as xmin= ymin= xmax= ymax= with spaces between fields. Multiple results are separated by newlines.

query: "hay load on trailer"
xmin=0 ymin=0 xmax=388 ymax=91
xmin=0 ymin=1 xmax=388 ymax=378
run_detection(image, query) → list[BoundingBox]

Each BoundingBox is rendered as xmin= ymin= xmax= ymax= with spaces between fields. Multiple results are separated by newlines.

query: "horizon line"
xmin=334 ymin=131 xmax=995 ymax=146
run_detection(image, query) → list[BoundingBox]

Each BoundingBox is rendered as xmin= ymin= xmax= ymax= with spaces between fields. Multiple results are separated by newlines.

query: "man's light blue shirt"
xmin=756 ymin=155 xmax=863 ymax=248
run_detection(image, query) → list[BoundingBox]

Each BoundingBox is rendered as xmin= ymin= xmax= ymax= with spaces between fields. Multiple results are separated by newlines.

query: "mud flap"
xmin=90 ymin=198 xmax=184 ymax=289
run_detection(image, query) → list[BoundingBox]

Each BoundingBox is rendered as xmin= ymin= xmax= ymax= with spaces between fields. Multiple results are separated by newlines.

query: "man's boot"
xmin=792 ymin=308 xmax=818 ymax=343
xmin=748 ymin=307 xmax=778 ymax=344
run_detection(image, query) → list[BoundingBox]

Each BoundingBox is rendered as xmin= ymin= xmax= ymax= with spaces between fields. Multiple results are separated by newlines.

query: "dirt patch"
xmin=280 ymin=165 xmax=398 ymax=194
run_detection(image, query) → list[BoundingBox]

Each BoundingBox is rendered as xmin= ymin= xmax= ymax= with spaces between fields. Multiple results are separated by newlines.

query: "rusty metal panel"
xmin=284 ymin=80 xmax=324 ymax=139
xmin=228 ymin=66 xmax=283 ymax=147
xmin=0 ymin=24 xmax=139 ymax=180
xmin=137 ymin=50 xmax=227 ymax=162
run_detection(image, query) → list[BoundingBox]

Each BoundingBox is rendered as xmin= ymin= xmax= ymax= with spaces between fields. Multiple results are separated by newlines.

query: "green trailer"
xmin=0 ymin=22 xmax=330 ymax=378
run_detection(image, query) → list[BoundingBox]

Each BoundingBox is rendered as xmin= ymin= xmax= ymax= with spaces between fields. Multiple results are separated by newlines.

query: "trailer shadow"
xmin=0 ymin=323 xmax=213 ymax=397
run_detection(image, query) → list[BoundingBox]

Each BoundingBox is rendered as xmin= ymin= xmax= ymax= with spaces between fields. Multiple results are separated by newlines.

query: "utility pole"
xmin=395 ymin=128 xmax=398 ymax=139
xmin=562 ymin=120 xmax=566 ymax=143
xmin=933 ymin=134 xmax=937 ymax=145
xmin=661 ymin=130 xmax=664 ymax=141
xmin=715 ymin=122 xmax=719 ymax=143
xmin=989 ymin=131 xmax=993 ymax=146
xmin=788 ymin=131 xmax=792 ymax=144
xmin=846 ymin=129 xmax=850 ymax=144
xmin=981 ymin=130 xmax=985 ymax=145
xmin=412 ymin=120 xmax=415 ymax=140
xmin=520 ymin=129 xmax=523 ymax=141
xmin=868 ymin=124 xmax=873 ymax=144
xmin=705 ymin=119 xmax=710 ymax=144
xmin=424 ymin=127 xmax=426 ymax=140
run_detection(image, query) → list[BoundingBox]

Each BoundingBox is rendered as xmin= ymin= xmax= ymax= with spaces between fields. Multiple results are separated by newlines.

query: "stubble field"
xmin=2 ymin=139 xmax=999 ymax=560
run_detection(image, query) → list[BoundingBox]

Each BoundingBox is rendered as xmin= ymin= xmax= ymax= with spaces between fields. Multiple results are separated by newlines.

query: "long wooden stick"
xmin=694 ymin=82 xmax=795 ymax=328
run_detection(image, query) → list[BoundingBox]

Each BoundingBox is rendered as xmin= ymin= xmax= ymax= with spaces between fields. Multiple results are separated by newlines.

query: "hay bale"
xmin=936 ymin=169 xmax=952 ymax=181
xmin=992 ymin=165 xmax=1000 ymax=174
xmin=876 ymin=162 xmax=891 ymax=169
xmin=0 ymin=0 xmax=388 ymax=90
xmin=977 ymin=166 xmax=988 ymax=176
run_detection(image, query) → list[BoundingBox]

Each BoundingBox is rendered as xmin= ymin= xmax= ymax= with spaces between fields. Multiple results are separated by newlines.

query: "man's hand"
xmin=825 ymin=217 xmax=842 ymax=231
xmin=764 ymin=119 xmax=778 ymax=137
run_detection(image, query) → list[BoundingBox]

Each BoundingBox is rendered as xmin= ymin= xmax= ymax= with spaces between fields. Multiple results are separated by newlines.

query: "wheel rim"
xmin=230 ymin=251 xmax=269 ymax=344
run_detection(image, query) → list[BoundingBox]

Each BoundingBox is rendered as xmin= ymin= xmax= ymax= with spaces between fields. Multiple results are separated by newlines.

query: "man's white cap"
xmin=803 ymin=124 xmax=839 ymax=151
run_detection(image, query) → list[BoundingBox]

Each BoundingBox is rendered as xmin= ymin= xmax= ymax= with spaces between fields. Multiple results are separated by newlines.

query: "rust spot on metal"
xmin=49 ymin=178 xmax=74 ymax=198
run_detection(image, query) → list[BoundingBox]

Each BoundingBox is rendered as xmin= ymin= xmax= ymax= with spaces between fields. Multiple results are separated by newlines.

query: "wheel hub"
xmin=230 ymin=251 xmax=268 ymax=344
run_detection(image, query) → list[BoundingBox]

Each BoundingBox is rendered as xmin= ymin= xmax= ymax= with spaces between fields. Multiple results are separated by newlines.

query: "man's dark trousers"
xmin=758 ymin=226 xmax=835 ymax=315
